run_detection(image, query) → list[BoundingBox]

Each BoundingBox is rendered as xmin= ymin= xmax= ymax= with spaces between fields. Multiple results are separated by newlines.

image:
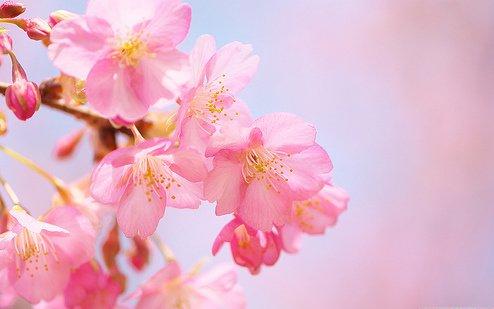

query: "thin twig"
xmin=0 ymin=174 xmax=21 ymax=206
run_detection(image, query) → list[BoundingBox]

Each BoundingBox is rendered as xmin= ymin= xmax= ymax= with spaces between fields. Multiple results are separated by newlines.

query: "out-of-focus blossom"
xmin=25 ymin=18 xmax=51 ymax=41
xmin=212 ymin=218 xmax=281 ymax=275
xmin=90 ymin=138 xmax=207 ymax=238
xmin=135 ymin=261 xmax=245 ymax=309
xmin=49 ymin=0 xmax=192 ymax=122
xmin=0 ymin=205 xmax=95 ymax=303
xmin=0 ymin=109 xmax=6 ymax=136
xmin=64 ymin=262 xmax=121 ymax=309
xmin=56 ymin=74 xmax=86 ymax=106
xmin=127 ymin=237 xmax=150 ymax=271
xmin=175 ymin=35 xmax=257 ymax=152
xmin=280 ymin=184 xmax=349 ymax=253
xmin=205 ymin=113 xmax=332 ymax=231
xmin=48 ymin=10 xmax=77 ymax=28
xmin=0 ymin=1 xmax=25 ymax=18
xmin=53 ymin=128 xmax=85 ymax=160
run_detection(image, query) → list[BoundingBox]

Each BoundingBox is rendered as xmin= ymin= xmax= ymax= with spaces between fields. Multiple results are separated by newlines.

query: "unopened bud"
xmin=48 ymin=10 xmax=77 ymax=27
xmin=5 ymin=79 xmax=41 ymax=120
xmin=26 ymin=18 xmax=51 ymax=41
xmin=0 ymin=1 xmax=26 ymax=18
xmin=0 ymin=109 xmax=7 ymax=136
xmin=53 ymin=128 xmax=85 ymax=159
xmin=0 ymin=32 xmax=12 ymax=54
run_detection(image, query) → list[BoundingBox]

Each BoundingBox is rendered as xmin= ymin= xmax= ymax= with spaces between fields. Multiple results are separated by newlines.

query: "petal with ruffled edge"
xmin=49 ymin=16 xmax=114 ymax=79
xmin=116 ymin=184 xmax=166 ymax=238
xmin=252 ymin=113 xmax=316 ymax=154
xmin=211 ymin=218 xmax=242 ymax=255
xmin=237 ymin=180 xmax=290 ymax=231
xmin=279 ymin=224 xmax=303 ymax=254
xmin=189 ymin=35 xmax=217 ymax=86
xmin=205 ymin=153 xmax=246 ymax=216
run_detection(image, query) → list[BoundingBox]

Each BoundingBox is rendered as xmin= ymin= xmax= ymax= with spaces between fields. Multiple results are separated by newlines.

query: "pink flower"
xmin=204 ymin=113 xmax=332 ymax=231
xmin=280 ymin=184 xmax=349 ymax=253
xmin=135 ymin=261 xmax=245 ymax=309
xmin=212 ymin=218 xmax=282 ymax=275
xmin=63 ymin=262 xmax=121 ymax=309
xmin=53 ymin=128 xmax=85 ymax=160
xmin=175 ymin=35 xmax=258 ymax=151
xmin=90 ymin=138 xmax=207 ymax=238
xmin=49 ymin=0 xmax=192 ymax=122
xmin=0 ymin=205 xmax=95 ymax=304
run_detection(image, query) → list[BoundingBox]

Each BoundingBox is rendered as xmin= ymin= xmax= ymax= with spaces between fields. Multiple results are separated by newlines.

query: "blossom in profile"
xmin=90 ymin=138 xmax=207 ymax=238
xmin=49 ymin=0 xmax=192 ymax=122
xmin=175 ymin=34 xmax=258 ymax=151
xmin=135 ymin=260 xmax=245 ymax=309
xmin=212 ymin=217 xmax=281 ymax=275
xmin=280 ymin=184 xmax=349 ymax=253
xmin=205 ymin=113 xmax=332 ymax=231
xmin=0 ymin=205 xmax=95 ymax=303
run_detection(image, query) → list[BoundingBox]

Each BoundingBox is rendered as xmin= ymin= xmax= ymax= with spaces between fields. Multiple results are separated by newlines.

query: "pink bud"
xmin=53 ymin=128 xmax=85 ymax=159
xmin=0 ymin=1 xmax=26 ymax=18
xmin=25 ymin=18 xmax=51 ymax=41
xmin=5 ymin=79 xmax=41 ymax=120
xmin=48 ymin=10 xmax=77 ymax=27
xmin=0 ymin=33 xmax=12 ymax=54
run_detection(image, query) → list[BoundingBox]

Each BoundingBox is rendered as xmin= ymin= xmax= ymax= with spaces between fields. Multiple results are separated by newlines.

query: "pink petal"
xmin=0 ymin=231 xmax=15 ymax=249
xmin=117 ymin=185 xmax=166 ymax=238
xmin=166 ymin=174 xmax=203 ymax=209
xmin=204 ymin=154 xmax=246 ymax=216
xmin=212 ymin=218 xmax=241 ymax=255
xmin=90 ymin=146 xmax=135 ymax=205
xmin=140 ymin=261 xmax=181 ymax=294
xmin=262 ymin=232 xmax=281 ymax=266
xmin=205 ymin=125 xmax=250 ymax=157
xmin=237 ymin=180 xmax=291 ymax=231
xmin=252 ymin=113 xmax=316 ymax=153
xmin=206 ymin=42 xmax=260 ymax=94
xmin=168 ymin=149 xmax=208 ymax=182
xmin=194 ymin=264 xmax=237 ymax=292
xmin=178 ymin=117 xmax=214 ymax=153
xmin=49 ymin=16 xmax=113 ymax=79
xmin=190 ymin=34 xmax=217 ymax=85
xmin=43 ymin=207 xmax=95 ymax=267
xmin=85 ymin=58 xmax=149 ymax=122
xmin=279 ymin=224 xmax=303 ymax=254
xmin=9 ymin=206 xmax=68 ymax=234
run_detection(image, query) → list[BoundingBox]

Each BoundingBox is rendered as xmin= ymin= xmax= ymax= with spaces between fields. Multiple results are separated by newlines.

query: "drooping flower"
xmin=90 ymin=138 xmax=207 ymax=238
xmin=204 ymin=113 xmax=333 ymax=231
xmin=174 ymin=34 xmax=258 ymax=151
xmin=49 ymin=0 xmax=192 ymax=122
xmin=134 ymin=260 xmax=245 ymax=309
xmin=280 ymin=184 xmax=349 ymax=253
xmin=0 ymin=205 xmax=95 ymax=304
xmin=212 ymin=217 xmax=281 ymax=275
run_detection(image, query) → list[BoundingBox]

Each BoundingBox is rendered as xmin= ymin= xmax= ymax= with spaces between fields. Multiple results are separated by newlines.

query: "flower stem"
xmin=151 ymin=234 xmax=175 ymax=263
xmin=0 ymin=145 xmax=72 ymax=203
xmin=130 ymin=125 xmax=145 ymax=143
xmin=0 ymin=18 xmax=27 ymax=30
xmin=0 ymin=174 xmax=20 ymax=206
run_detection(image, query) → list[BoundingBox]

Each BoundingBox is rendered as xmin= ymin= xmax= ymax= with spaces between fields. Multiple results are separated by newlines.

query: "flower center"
xmin=242 ymin=147 xmax=293 ymax=190
xmin=14 ymin=228 xmax=50 ymax=261
xmin=132 ymin=156 xmax=179 ymax=202
xmin=116 ymin=35 xmax=149 ymax=67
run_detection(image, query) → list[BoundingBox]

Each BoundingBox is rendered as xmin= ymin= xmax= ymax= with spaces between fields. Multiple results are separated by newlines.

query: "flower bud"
xmin=0 ymin=32 xmax=12 ymax=54
xmin=0 ymin=1 xmax=26 ymax=18
xmin=25 ymin=18 xmax=51 ymax=41
xmin=0 ymin=109 xmax=7 ymax=136
xmin=53 ymin=128 xmax=85 ymax=159
xmin=5 ymin=79 xmax=41 ymax=120
xmin=48 ymin=10 xmax=77 ymax=27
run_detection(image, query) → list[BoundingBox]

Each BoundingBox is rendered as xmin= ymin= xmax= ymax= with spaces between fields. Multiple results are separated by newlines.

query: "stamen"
xmin=242 ymin=147 xmax=293 ymax=191
xmin=132 ymin=156 xmax=180 ymax=202
xmin=114 ymin=34 xmax=150 ymax=67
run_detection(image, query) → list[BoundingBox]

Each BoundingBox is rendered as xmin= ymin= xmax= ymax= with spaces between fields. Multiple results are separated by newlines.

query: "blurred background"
xmin=1 ymin=0 xmax=494 ymax=308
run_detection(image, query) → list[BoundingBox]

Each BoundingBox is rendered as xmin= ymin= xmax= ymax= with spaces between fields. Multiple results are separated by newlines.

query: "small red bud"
xmin=26 ymin=18 xmax=51 ymax=41
xmin=5 ymin=79 xmax=41 ymax=121
xmin=0 ymin=1 xmax=26 ymax=18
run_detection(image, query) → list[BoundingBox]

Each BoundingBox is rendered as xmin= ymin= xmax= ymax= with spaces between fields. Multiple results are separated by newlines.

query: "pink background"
xmin=1 ymin=1 xmax=494 ymax=308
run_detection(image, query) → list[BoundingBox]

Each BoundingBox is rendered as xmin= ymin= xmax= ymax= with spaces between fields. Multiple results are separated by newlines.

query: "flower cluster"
xmin=0 ymin=0 xmax=348 ymax=307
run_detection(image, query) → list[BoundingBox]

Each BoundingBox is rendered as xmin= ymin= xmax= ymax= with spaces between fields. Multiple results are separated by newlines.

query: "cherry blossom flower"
xmin=175 ymin=35 xmax=258 ymax=152
xmin=90 ymin=138 xmax=207 ymax=238
xmin=135 ymin=261 xmax=245 ymax=309
xmin=204 ymin=113 xmax=333 ymax=231
xmin=212 ymin=217 xmax=282 ymax=275
xmin=0 ymin=205 xmax=95 ymax=304
xmin=280 ymin=184 xmax=349 ymax=253
xmin=49 ymin=0 xmax=192 ymax=122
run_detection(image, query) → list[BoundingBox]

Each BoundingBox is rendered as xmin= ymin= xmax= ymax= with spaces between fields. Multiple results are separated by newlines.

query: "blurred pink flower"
xmin=90 ymin=138 xmax=207 ymax=238
xmin=49 ymin=0 xmax=191 ymax=122
xmin=0 ymin=206 xmax=95 ymax=304
xmin=135 ymin=261 xmax=245 ymax=309
xmin=280 ymin=184 xmax=349 ymax=253
xmin=212 ymin=217 xmax=281 ymax=275
xmin=205 ymin=113 xmax=332 ymax=231
xmin=175 ymin=34 xmax=258 ymax=151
